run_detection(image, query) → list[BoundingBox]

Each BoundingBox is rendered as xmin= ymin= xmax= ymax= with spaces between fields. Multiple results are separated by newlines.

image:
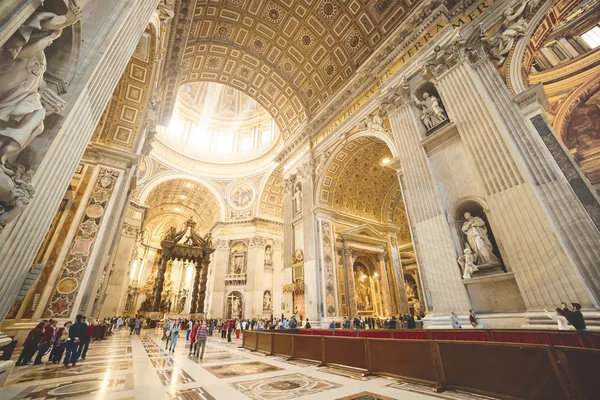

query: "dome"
xmin=159 ymin=82 xmax=281 ymax=163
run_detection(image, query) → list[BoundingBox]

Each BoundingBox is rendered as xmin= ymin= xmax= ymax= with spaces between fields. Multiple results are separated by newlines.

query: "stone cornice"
xmin=83 ymin=143 xmax=139 ymax=169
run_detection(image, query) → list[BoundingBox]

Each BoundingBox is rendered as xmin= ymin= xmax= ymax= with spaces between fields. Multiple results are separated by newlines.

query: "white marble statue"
xmin=293 ymin=184 xmax=302 ymax=214
xmin=264 ymin=246 xmax=273 ymax=266
xmin=461 ymin=212 xmax=500 ymax=265
xmin=263 ymin=291 xmax=271 ymax=310
xmin=458 ymin=248 xmax=479 ymax=279
xmin=490 ymin=0 xmax=539 ymax=66
xmin=232 ymin=297 xmax=241 ymax=317
xmin=0 ymin=1 xmax=81 ymax=229
xmin=413 ymin=92 xmax=447 ymax=131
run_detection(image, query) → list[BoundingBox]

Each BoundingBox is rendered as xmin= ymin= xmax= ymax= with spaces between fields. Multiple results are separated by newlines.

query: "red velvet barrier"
xmin=489 ymin=330 xmax=585 ymax=348
xmin=297 ymin=329 xmax=311 ymax=335
xmin=310 ymin=329 xmax=334 ymax=336
xmin=429 ymin=330 xmax=488 ymax=342
xmin=333 ymin=330 xmax=358 ymax=337
xmin=359 ymin=331 xmax=393 ymax=339
xmin=392 ymin=330 xmax=429 ymax=340
xmin=586 ymin=332 xmax=600 ymax=349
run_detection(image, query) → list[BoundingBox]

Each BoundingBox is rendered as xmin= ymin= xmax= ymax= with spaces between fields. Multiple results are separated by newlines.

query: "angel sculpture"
xmin=457 ymin=248 xmax=479 ymax=279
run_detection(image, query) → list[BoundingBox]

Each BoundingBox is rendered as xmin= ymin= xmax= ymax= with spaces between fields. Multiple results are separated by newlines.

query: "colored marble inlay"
xmin=44 ymin=168 xmax=120 ymax=318
xmin=168 ymin=387 xmax=216 ymax=400
xmin=156 ymin=369 xmax=195 ymax=386
xmin=151 ymin=357 xmax=175 ymax=368
xmin=11 ymin=361 xmax=133 ymax=383
xmin=318 ymin=366 xmax=377 ymax=381
xmin=10 ymin=375 xmax=132 ymax=400
xmin=336 ymin=392 xmax=398 ymax=400
xmin=231 ymin=373 xmax=341 ymax=400
xmin=204 ymin=361 xmax=283 ymax=378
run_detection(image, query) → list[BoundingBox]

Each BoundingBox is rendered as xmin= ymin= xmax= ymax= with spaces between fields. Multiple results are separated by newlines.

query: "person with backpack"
xmin=194 ymin=320 xmax=208 ymax=359
xmin=16 ymin=322 xmax=46 ymax=366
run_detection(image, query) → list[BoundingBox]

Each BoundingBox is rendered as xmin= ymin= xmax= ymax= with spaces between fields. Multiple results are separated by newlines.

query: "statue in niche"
xmin=489 ymin=0 xmax=540 ymax=66
xmin=264 ymin=245 xmax=273 ymax=266
xmin=232 ymin=297 xmax=241 ymax=317
xmin=461 ymin=212 xmax=500 ymax=266
xmin=0 ymin=1 xmax=81 ymax=230
xmin=458 ymin=248 xmax=479 ymax=279
xmin=413 ymin=299 xmax=423 ymax=316
xmin=293 ymin=183 xmax=302 ymax=214
xmin=234 ymin=256 xmax=244 ymax=274
xmin=405 ymin=283 xmax=416 ymax=301
xmin=157 ymin=0 xmax=175 ymax=22
xmin=413 ymin=92 xmax=447 ymax=131
xmin=263 ymin=291 xmax=272 ymax=311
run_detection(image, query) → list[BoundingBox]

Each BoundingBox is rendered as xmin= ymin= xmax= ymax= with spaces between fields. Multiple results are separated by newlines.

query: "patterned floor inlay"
xmin=150 ymin=357 xmax=175 ymax=368
xmin=10 ymin=360 xmax=133 ymax=383
xmin=156 ymin=368 xmax=195 ymax=386
xmin=336 ymin=392 xmax=398 ymax=400
xmin=388 ymin=382 xmax=497 ymax=400
xmin=275 ymin=358 xmax=318 ymax=367
xmin=85 ymin=346 xmax=132 ymax=356
xmin=168 ymin=387 xmax=217 ymax=400
xmin=10 ymin=374 xmax=133 ymax=400
xmin=317 ymin=366 xmax=377 ymax=381
xmin=231 ymin=373 xmax=341 ymax=400
xmin=190 ymin=353 xmax=248 ymax=364
xmin=203 ymin=361 xmax=283 ymax=378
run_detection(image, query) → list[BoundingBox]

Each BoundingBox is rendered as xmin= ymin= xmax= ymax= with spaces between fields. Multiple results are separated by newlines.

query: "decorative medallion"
xmin=250 ymin=35 xmax=266 ymax=54
xmin=319 ymin=0 xmax=339 ymax=21
xmin=323 ymin=60 xmax=338 ymax=80
xmin=265 ymin=5 xmax=284 ymax=24
xmin=79 ymin=219 xmax=99 ymax=235
xmin=214 ymin=22 xmax=232 ymax=40
xmin=228 ymin=181 xmax=256 ymax=210
xmin=85 ymin=204 xmax=105 ymax=219
xmin=346 ymin=31 xmax=363 ymax=53
xmin=57 ymin=277 xmax=79 ymax=294
xmin=298 ymin=31 xmax=315 ymax=51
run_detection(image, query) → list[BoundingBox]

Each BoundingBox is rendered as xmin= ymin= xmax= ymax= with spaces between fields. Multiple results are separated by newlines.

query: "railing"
xmin=275 ymin=328 xmax=599 ymax=348
xmin=224 ymin=274 xmax=247 ymax=285
xmin=242 ymin=330 xmax=599 ymax=400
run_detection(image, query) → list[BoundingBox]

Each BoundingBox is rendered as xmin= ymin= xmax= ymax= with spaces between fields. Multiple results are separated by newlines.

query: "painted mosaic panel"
xmin=43 ymin=169 xmax=120 ymax=318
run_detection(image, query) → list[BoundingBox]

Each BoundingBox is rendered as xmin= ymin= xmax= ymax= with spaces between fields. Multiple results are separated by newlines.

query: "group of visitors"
xmin=16 ymin=314 xmax=95 ymax=368
xmin=545 ymin=302 xmax=587 ymax=331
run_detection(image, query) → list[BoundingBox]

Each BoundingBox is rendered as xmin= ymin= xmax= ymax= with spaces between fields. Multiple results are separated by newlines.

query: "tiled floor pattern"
xmin=0 ymin=330 xmax=499 ymax=400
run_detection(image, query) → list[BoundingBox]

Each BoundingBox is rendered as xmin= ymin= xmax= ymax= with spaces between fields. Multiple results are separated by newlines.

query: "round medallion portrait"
xmin=228 ymin=181 xmax=255 ymax=210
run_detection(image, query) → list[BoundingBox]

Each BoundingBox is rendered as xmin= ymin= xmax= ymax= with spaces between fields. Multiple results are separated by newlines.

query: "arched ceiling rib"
xmin=181 ymin=0 xmax=422 ymax=139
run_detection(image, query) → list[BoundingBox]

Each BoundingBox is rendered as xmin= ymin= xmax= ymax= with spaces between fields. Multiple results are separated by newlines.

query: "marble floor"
xmin=0 ymin=330 xmax=498 ymax=400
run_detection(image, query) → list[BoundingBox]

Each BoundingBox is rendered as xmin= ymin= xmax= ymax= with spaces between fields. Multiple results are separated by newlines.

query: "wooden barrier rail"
xmin=267 ymin=328 xmax=599 ymax=348
xmin=242 ymin=331 xmax=599 ymax=400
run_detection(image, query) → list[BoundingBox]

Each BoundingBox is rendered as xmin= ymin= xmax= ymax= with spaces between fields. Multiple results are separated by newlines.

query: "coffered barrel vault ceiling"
xmin=180 ymin=0 xmax=421 ymax=139
xmin=320 ymin=137 xmax=410 ymax=242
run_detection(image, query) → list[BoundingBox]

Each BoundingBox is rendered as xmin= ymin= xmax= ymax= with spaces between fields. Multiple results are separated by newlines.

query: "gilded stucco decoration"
xmin=144 ymin=179 xmax=221 ymax=246
xmin=259 ymin=166 xmax=284 ymax=220
xmin=320 ymin=137 xmax=407 ymax=227
xmin=180 ymin=0 xmax=422 ymax=139
xmin=44 ymin=169 xmax=120 ymax=318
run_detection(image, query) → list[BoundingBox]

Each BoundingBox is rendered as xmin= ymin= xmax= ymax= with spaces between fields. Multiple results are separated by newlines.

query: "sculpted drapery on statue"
xmin=0 ymin=0 xmax=81 ymax=230
xmin=461 ymin=212 xmax=500 ymax=266
xmin=489 ymin=0 xmax=540 ymax=66
xmin=413 ymin=92 xmax=447 ymax=131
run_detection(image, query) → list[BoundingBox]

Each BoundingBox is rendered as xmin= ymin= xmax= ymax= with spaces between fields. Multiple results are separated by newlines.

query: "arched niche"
xmin=225 ymin=290 xmax=244 ymax=319
xmin=451 ymin=198 xmax=505 ymax=273
xmin=413 ymin=81 xmax=450 ymax=136
xmin=228 ymin=241 xmax=248 ymax=275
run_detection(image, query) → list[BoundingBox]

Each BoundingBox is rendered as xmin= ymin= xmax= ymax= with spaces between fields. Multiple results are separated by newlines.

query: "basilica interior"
xmin=0 ymin=0 xmax=600 ymax=399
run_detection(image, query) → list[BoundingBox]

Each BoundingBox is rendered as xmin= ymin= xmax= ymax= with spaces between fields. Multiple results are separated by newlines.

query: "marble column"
xmin=198 ymin=256 xmax=211 ymax=314
xmin=386 ymin=97 xmax=471 ymax=315
xmin=388 ymin=235 xmax=410 ymax=314
xmin=317 ymin=219 xmax=339 ymax=319
xmin=272 ymin=240 xmax=284 ymax=318
xmin=190 ymin=259 xmax=202 ymax=314
xmin=297 ymin=161 xmax=321 ymax=323
xmin=377 ymin=253 xmax=392 ymax=317
xmin=282 ymin=178 xmax=295 ymax=317
xmin=0 ymin=0 xmax=162 ymax=325
xmin=152 ymin=255 xmax=169 ymax=311
xmin=343 ymin=245 xmax=357 ymax=319
xmin=428 ymin=36 xmax=600 ymax=309
xmin=248 ymin=237 xmax=267 ymax=317
xmin=208 ymin=240 xmax=229 ymax=318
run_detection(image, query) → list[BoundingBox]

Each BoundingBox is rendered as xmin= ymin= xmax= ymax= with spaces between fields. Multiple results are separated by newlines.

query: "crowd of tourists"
xmin=16 ymin=314 xmax=99 ymax=367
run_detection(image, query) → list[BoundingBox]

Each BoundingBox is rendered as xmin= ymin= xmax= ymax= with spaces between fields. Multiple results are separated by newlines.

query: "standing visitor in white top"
xmin=544 ymin=308 xmax=570 ymax=330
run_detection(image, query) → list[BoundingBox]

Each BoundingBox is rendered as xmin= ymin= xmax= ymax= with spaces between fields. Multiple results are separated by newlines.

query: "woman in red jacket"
xmin=188 ymin=320 xmax=200 ymax=357
xmin=16 ymin=322 xmax=46 ymax=366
